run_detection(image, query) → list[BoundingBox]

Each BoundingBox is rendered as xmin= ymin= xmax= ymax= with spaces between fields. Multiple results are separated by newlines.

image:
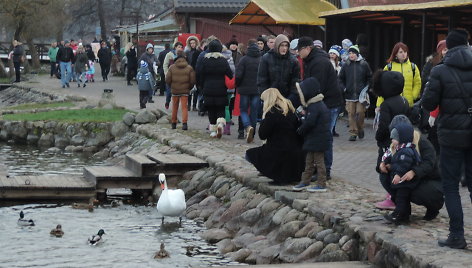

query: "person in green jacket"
xmin=48 ymin=42 xmax=59 ymax=78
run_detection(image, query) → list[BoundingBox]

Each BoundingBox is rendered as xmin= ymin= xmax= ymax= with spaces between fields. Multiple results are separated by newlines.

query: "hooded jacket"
xmin=74 ymin=52 xmax=90 ymax=73
xmin=185 ymin=36 xmax=201 ymax=69
xmin=126 ymin=47 xmax=138 ymax=69
xmin=136 ymin=66 xmax=156 ymax=92
xmin=236 ymin=44 xmax=261 ymax=95
xmin=296 ymin=78 xmax=332 ymax=152
xmin=257 ymin=34 xmax=300 ymax=98
xmin=374 ymin=71 xmax=410 ymax=148
xmin=422 ymin=45 xmax=472 ymax=148
xmin=165 ymin=57 xmax=196 ymax=95
xmin=140 ymin=44 xmax=158 ymax=74
xmin=377 ymin=58 xmax=421 ymax=107
xmin=303 ymin=48 xmax=343 ymax=109
xmin=97 ymin=46 xmax=112 ymax=65
xmin=339 ymin=57 xmax=372 ymax=101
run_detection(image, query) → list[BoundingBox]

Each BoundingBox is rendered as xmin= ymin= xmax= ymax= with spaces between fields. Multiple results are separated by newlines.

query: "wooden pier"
xmin=0 ymin=153 xmax=209 ymax=201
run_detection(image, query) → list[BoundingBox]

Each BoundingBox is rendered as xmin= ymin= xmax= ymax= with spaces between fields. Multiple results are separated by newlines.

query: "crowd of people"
xmin=21 ymin=28 xmax=471 ymax=250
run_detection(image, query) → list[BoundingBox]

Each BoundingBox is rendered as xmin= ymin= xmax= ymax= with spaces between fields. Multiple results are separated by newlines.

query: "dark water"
xmin=0 ymin=143 xmax=243 ymax=267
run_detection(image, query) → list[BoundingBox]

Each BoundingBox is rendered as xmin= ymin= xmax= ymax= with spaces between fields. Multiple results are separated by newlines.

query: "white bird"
xmin=156 ymin=173 xmax=186 ymax=224
xmin=88 ymin=229 xmax=105 ymax=245
xmin=18 ymin=211 xmax=35 ymax=226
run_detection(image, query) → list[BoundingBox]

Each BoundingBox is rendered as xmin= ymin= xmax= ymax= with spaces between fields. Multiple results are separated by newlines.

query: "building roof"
xmin=174 ymin=0 xmax=249 ymax=13
xmin=230 ymin=0 xmax=337 ymax=26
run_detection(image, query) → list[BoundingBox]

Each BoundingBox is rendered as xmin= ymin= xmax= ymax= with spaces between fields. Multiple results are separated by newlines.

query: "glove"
xmin=428 ymin=116 xmax=436 ymax=127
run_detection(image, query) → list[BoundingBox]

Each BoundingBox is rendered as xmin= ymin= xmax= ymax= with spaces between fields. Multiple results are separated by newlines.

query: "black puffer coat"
xmin=303 ymin=48 xmax=343 ymax=109
xmin=245 ymin=107 xmax=304 ymax=184
xmin=200 ymin=52 xmax=233 ymax=106
xmin=236 ymin=44 xmax=261 ymax=95
xmin=422 ymin=45 xmax=472 ymax=148
xmin=339 ymin=59 xmax=372 ymax=100
xmin=98 ymin=47 xmax=112 ymax=65
xmin=296 ymin=79 xmax=332 ymax=152
xmin=126 ymin=47 xmax=138 ymax=70
xmin=257 ymin=50 xmax=299 ymax=98
xmin=374 ymin=71 xmax=410 ymax=148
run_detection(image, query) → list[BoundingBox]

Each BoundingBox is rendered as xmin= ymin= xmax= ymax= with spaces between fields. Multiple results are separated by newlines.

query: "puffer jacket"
xmin=236 ymin=44 xmax=261 ymax=95
xmin=136 ymin=66 xmax=156 ymax=92
xmin=200 ymin=52 xmax=233 ymax=106
xmin=377 ymin=59 xmax=421 ymax=107
xmin=422 ymin=45 xmax=472 ymax=148
xmin=98 ymin=47 xmax=112 ymax=65
xmin=165 ymin=57 xmax=196 ymax=95
xmin=303 ymin=48 xmax=343 ymax=109
xmin=74 ymin=52 xmax=90 ymax=73
xmin=296 ymin=83 xmax=332 ymax=152
xmin=339 ymin=58 xmax=372 ymax=101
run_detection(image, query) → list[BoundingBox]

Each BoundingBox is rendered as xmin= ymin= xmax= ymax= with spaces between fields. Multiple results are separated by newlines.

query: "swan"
xmin=18 ymin=211 xmax=35 ymax=226
xmin=50 ymin=224 xmax=64 ymax=237
xmin=88 ymin=229 xmax=105 ymax=245
xmin=156 ymin=173 xmax=186 ymax=224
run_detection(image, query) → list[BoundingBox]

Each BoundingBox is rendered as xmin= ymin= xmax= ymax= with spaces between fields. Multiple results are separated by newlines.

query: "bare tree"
xmin=97 ymin=0 xmax=107 ymax=41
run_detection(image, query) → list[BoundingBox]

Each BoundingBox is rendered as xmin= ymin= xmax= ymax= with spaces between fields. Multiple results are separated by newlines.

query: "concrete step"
xmin=147 ymin=152 xmax=209 ymax=176
xmin=125 ymin=154 xmax=157 ymax=177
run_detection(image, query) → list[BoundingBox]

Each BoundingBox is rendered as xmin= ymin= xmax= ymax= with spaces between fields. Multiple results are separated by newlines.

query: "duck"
xmin=88 ymin=229 xmax=105 ymax=245
xmin=156 ymin=173 xmax=186 ymax=224
xmin=50 ymin=224 xmax=64 ymax=237
xmin=72 ymin=198 xmax=97 ymax=212
xmin=17 ymin=211 xmax=35 ymax=226
xmin=154 ymin=243 xmax=170 ymax=259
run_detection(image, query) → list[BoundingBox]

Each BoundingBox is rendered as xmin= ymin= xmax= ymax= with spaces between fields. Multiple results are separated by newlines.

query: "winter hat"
xmin=227 ymin=36 xmax=238 ymax=47
xmin=373 ymin=70 xmax=404 ymax=98
xmin=146 ymin=43 xmax=153 ymax=50
xmin=391 ymin=122 xmax=414 ymax=144
xmin=348 ymin=45 xmax=360 ymax=56
xmin=313 ymin=40 xmax=323 ymax=48
xmin=140 ymin=60 xmax=148 ymax=68
xmin=389 ymin=114 xmax=412 ymax=133
xmin=436 ymin=40 xmax=446 ymax=54
xmin=329 ymin=45 xmax=340 ymax=57
xmin=296 ymin=36 xmax=313 ymax=50
xmin=274 ymin=34 xmax=290 ymax=52
xmin=208 ymin=39 xmax=223 ymax=52
xmin=64 ymin=40 xmax=70 ymax=44
xmin=290 ymin=39 xmax=299 ymax=50
xmin=446 ymin=29 xmax=469 ymax=49
xmin=342 ymin=39 xmax=353 ymax=49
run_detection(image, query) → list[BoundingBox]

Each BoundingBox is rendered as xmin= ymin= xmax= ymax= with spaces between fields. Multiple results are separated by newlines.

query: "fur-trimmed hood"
xmin=205 ymin=52 xmax=225 ymax=59
xmin=296 ymin=77 xmax=323 ymax=107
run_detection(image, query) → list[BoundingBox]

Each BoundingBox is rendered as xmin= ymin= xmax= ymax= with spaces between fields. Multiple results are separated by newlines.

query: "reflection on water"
xmin=0 ymin=143 xmax=244 ymax=267
xmin=0 ymin=205 xmax=243 ymax=267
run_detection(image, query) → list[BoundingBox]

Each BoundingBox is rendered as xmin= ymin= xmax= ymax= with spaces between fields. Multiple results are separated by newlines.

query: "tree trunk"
xmin=97 ymin=0 xmax=107 ymax=42
xmin=119 ymin=0 xmax=126 ymax=26
xmin=26 ymin=38 xmax=41 ymax=70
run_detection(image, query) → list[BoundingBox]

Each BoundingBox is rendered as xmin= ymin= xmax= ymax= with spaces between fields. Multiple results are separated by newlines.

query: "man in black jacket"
xmin=297 ymin=36 xmax=343 ymax=180
xmin=56 ymin=40 xmax=74 ymax=88
xmin=158 ymin=44 xmax=171 ymax=96
xmin=422 ymin=29 xmax=472 ymax=249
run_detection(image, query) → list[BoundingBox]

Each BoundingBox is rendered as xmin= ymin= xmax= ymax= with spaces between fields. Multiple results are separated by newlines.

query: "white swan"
xmin=156 ymin=173 xmax=186 ymax=224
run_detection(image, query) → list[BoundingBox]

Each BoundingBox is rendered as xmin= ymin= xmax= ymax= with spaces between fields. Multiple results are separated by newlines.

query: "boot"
xmin=223 ymin=123 xmax=231 ymax=135
xmin=209 ymin=124 xmax=217 ymax=138
xmin=216 ymin=118 xmax=226 ymax=139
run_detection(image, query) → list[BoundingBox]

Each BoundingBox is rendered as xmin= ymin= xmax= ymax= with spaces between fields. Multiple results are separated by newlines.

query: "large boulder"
xmin=135 ymin=110 xmax=157 ymax=124
xmin=111 ymin=121 xmax=129 ymax=137
xmin=38 ymin=133 xmax=54 ymax=147
xmin=200 ymin=228 xmax=231 ymax=243
xmin=85 ymin=130 xmax=112 ymax=147
xmin=122 ymin=112 xmax=135 ymax=126
xmin=54 ymin=135 xmax=69 ymax=149
xmin=70 ymin=134 xmax=86 ymax=145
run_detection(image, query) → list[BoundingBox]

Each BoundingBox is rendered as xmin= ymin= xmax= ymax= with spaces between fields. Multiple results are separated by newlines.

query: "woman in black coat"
xmin=199 ymin=39 xmax=233 ymax=138
xmin=245 ymin=88 xmax=304 ymax=185
xmin=12 ymin=40 xmax=24 ymax=83
xmin=125 ymin=44 xmax=138 ymax=86
xmin=97 ymin=41 xmax=112 ymax=81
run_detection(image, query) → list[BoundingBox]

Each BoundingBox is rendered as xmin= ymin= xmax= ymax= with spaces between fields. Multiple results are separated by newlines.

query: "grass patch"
xmin=2 ymin=108 xmax=132 ymax=122
xmin=4 ymin=102 xmax=75 ymax=110
xmin=0 ymin=77 xmax=11 ymax=83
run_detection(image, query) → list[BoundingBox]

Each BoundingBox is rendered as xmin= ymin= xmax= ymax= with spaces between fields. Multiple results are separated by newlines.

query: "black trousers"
xmin=50 ymin=62 xmax=57 ymax=77
xmin=139 ymin=91 xmax=148 ymax=108
xmin=206 ymin=105 xmax=225 ymax=125
xmin=14 ymin=62 xmax=21 ymax=82
xmin=393 ymin=187 xmax=412 ymax=219
xmin=100 ymin=62 xmax=110 ymax=79
xmin=127 ymin=67 xmax=137 ymax=83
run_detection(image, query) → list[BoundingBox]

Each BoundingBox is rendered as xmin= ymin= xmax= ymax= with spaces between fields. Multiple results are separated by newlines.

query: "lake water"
xmin=0 ymin=143 xmax=243 ymax=267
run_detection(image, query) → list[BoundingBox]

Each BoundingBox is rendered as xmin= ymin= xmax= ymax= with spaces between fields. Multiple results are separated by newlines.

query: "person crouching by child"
xmin=292 ymin=77 xmax=332 ymax=192
xmin=136 ymin=60 xmax=155 ymax=109
xmin=165 ymin=53 xmax=196 ymax=130
xmin=380 ymin=122 xmax=421 ymax=225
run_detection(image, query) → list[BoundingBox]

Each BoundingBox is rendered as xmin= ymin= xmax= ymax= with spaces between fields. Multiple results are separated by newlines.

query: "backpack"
xmin=387 ymin=62 xmax=416 ymax=77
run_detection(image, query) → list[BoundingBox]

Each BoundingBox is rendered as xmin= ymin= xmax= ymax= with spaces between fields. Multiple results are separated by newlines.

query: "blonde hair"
xmin=124 ymin=42 xmax=133 ymax=53
xmin=260 ymin=88 xmax=295 ymax=118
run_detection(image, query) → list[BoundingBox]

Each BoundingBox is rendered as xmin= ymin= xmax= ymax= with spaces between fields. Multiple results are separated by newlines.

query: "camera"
xmin=296 ymin=106 xmax=305 ymax=122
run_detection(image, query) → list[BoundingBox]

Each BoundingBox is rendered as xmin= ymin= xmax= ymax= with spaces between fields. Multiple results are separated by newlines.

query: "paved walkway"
xmin=13 ymin=68 xmax=472 ymax=265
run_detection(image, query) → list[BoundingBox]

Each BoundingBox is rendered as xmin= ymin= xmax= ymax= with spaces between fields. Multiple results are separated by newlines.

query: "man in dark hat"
xmin=422 ymin=29 xmax=472 ymax=249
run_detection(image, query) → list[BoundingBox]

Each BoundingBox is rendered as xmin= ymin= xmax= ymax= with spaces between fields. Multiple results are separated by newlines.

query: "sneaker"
xmin=307 ymin=186 xmax=327 ymax=192
xmin=349 ymin=135 xmax=357 ymax=141
xmin=238 ymin=131 xmax=244 ymax=139
xmin=171 ymin=123 xmax=177 ymax=129
xmin=375 ymin=196 xmax=396 ymax=210
xmin=78 ymin=84 xmax=80 ymax=88
xmin=292 ymin=183 xmax=310 ymax=191
xmin=182 ymin=123 xmax=188 ymax=130
xmin=83 ymin=83 xmax=86 ymax=88
xmin=165 ymin=103 xmax=169 ymax=109
xmin=423 ymin=209 xmax=439 ymax=221
xmin=246 ymin=126 xmax=255 ymax=143
xmin=438 ymin=235 xmax=467 ymax=249
xmin=358 ymin=129 xmax=365 ymax=139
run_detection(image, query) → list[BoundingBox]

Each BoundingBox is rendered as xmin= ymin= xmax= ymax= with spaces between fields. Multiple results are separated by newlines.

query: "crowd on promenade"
xmin=10 ymin=28 xmax=472 ymax=250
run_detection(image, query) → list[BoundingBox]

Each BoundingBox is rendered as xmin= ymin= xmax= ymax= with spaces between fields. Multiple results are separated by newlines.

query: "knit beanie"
xmin=329 ymin=45 xmax=340 ymax=57
xmin=436 ymin=40 xmax=446 ymax=54
xmin=446 ymin=29 xmax=469 ymax=49
xmin=342 ymin=39 xmax=353 ymax=50
xmin=313 ymin=40 xmax=323 ymax=48
xmin=348 ymin=45 xmax=360 ymax=56
xmin=290 ymin=39 xmax=299 ymax=50
xmin=140 ymin=60 xmax=148 ymax=68
xmin=392 ymin=122 xmax=414 ymax=144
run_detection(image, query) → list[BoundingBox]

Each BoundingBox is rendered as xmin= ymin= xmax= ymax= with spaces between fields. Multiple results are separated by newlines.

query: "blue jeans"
xmin=240 ymin=94 xmax=260 ymax=129
xmin=60 ymin=61 xmax=72 ymax=86
xmin=440 ymin=145 xmax=472 ymax=237
xmin=329 ymin=107 xmax=340 ymax=133
xmin=323 ymin=107 xmax=339 ymax=175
